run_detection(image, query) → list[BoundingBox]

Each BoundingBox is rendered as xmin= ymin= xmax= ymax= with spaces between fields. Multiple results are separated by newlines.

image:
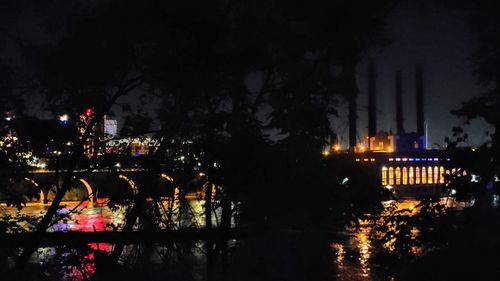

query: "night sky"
xmin=343 ymin=1 xmax=490 ymax=148
xmin=0 ymin=1 xmax=491 ymax=147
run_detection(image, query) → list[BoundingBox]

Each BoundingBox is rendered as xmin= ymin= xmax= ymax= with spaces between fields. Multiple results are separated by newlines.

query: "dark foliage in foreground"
xmin=0 ymin=0 xmax=401 ymax=280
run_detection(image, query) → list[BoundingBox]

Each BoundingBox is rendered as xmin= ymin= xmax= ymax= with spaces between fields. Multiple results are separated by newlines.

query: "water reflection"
xmin=333 ymin=200 xmax=437 ymax=281
xmin=333 ymin=219 xmax=375 ymax=281
xmin=51 ymin=203 xmax=126 ymax=232
xmin=354 ymin=221 xmax=372 ymax=278
xmin=1 ymin=199 xmax=214 ymax=281
xmin=0 ymin=197 xmax=219 ymax=232
xmin=3 ymin=198 xmax=463 ymax=281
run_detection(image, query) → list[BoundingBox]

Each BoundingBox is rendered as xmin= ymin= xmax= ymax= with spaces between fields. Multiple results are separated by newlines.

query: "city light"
xmin=4 ymin=111 xmax=14 ymax=121
xmin=160 ymin=173 xmax=174 ymax=183
xmin=59 ymin=114 xmax=69 ymax=125
xmin=85 ymin=108 xmax=94 ymax=117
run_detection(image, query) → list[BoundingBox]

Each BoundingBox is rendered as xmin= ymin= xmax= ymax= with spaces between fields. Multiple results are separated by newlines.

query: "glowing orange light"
xmin=160 ymin=173 xmax=174 ymax=183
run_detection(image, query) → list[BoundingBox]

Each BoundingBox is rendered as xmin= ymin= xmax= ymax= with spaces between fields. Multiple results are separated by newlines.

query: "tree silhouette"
xmin=0 ymin=1 xmax=398 ymax=280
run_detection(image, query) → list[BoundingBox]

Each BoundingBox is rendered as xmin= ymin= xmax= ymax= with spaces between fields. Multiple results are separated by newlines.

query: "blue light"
xmin=59 ymin=114 xmax=69 ymax=125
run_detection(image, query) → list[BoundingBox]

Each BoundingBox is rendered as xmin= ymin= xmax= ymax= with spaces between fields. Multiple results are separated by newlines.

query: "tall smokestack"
xmin=344 ymin=62 xmax=358 ymax=151
xmin=368 ymin=59 xmax=376 ymax=138
xmin=416 ymin=64 xmax=424 ymax=136
xmin=396 ymin=70 xmax=404 ymax=135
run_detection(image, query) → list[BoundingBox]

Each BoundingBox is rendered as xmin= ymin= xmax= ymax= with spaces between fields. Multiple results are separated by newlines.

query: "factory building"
xmin=339 ymin=62 xmax=455 ymax=198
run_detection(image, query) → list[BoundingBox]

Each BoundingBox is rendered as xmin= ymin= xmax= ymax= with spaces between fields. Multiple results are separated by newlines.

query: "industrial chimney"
xmin=416 ymin=64 xmax=424 ymax=136
xmin=368 ymin=59 xmax=376 ymax=138
xmin=344 ymin=62 xmax=358 ymax=151
xmin=396 ymin=70 xmax=404 ymax=135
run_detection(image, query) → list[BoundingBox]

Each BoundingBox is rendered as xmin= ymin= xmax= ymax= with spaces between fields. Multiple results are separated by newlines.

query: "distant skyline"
xmin=335 ymin=1 xmax=491 ymax=148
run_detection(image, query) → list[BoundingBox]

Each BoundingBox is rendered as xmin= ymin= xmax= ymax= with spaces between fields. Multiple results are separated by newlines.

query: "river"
xmin=1 ymin=199 xmax=456 ymax=281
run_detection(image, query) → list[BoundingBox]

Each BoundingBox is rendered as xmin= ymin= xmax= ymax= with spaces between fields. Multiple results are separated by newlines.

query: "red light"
xmin=85 ymin=108 xmax=94 ymax=117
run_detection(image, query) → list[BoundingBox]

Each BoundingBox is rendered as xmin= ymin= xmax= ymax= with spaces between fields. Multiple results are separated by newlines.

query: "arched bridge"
xmin=21 ymin=169 xmax=158 ymax=205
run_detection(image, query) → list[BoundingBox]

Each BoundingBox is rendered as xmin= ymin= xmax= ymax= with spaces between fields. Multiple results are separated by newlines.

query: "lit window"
xmin=439 ymin=166 xmax=445 ymax=184
xmin=422 ymin=167 xmax=427 ymax=184
xmin=395 ymin=167 xmax=401 ymax=185
xmin=415 ymin=167 xmax=420 ymax=184
xmin=409 ymin=167 xmax=415 ymax=185
xmin=434 ymin=166 xmax=439 ymax=184
xmin=428 ymin=167 xmax=433 ymax=184
xmin=382 ymin=168 xmax=388 ymax=186
xmin=402 ymin=167 xmax=408 ymax=185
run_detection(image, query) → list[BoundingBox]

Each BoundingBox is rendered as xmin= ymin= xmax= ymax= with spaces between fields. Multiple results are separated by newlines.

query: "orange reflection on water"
xmin=354 ymin=220 xmax=373 ymax=278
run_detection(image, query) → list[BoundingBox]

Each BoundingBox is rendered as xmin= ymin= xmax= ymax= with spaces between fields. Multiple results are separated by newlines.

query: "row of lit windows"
xmin=355 ymin=157 xmax=452 ymax=163
xmin=381 ymin=166 xmax=451 ymax=186
xmin=355 ymin=158 xmax=376 ymax=162
xmin=388 ymin=157 xmax=450 ymax=162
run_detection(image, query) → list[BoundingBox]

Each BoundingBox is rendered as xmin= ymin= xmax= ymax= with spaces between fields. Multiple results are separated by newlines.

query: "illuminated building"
xmin=345 ymin=64 xmax=456 ymax=198
xmin=368 ymin=132 xmax=395 ymax=152
xmin=80 ymin=110 xmax=119 ymax=158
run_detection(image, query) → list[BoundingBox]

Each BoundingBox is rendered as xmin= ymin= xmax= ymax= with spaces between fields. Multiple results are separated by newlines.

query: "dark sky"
xmin=1 ymin=1 xmax=492 ymax=147
xmin=338 ymin=1 xmax=490 ymax=148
